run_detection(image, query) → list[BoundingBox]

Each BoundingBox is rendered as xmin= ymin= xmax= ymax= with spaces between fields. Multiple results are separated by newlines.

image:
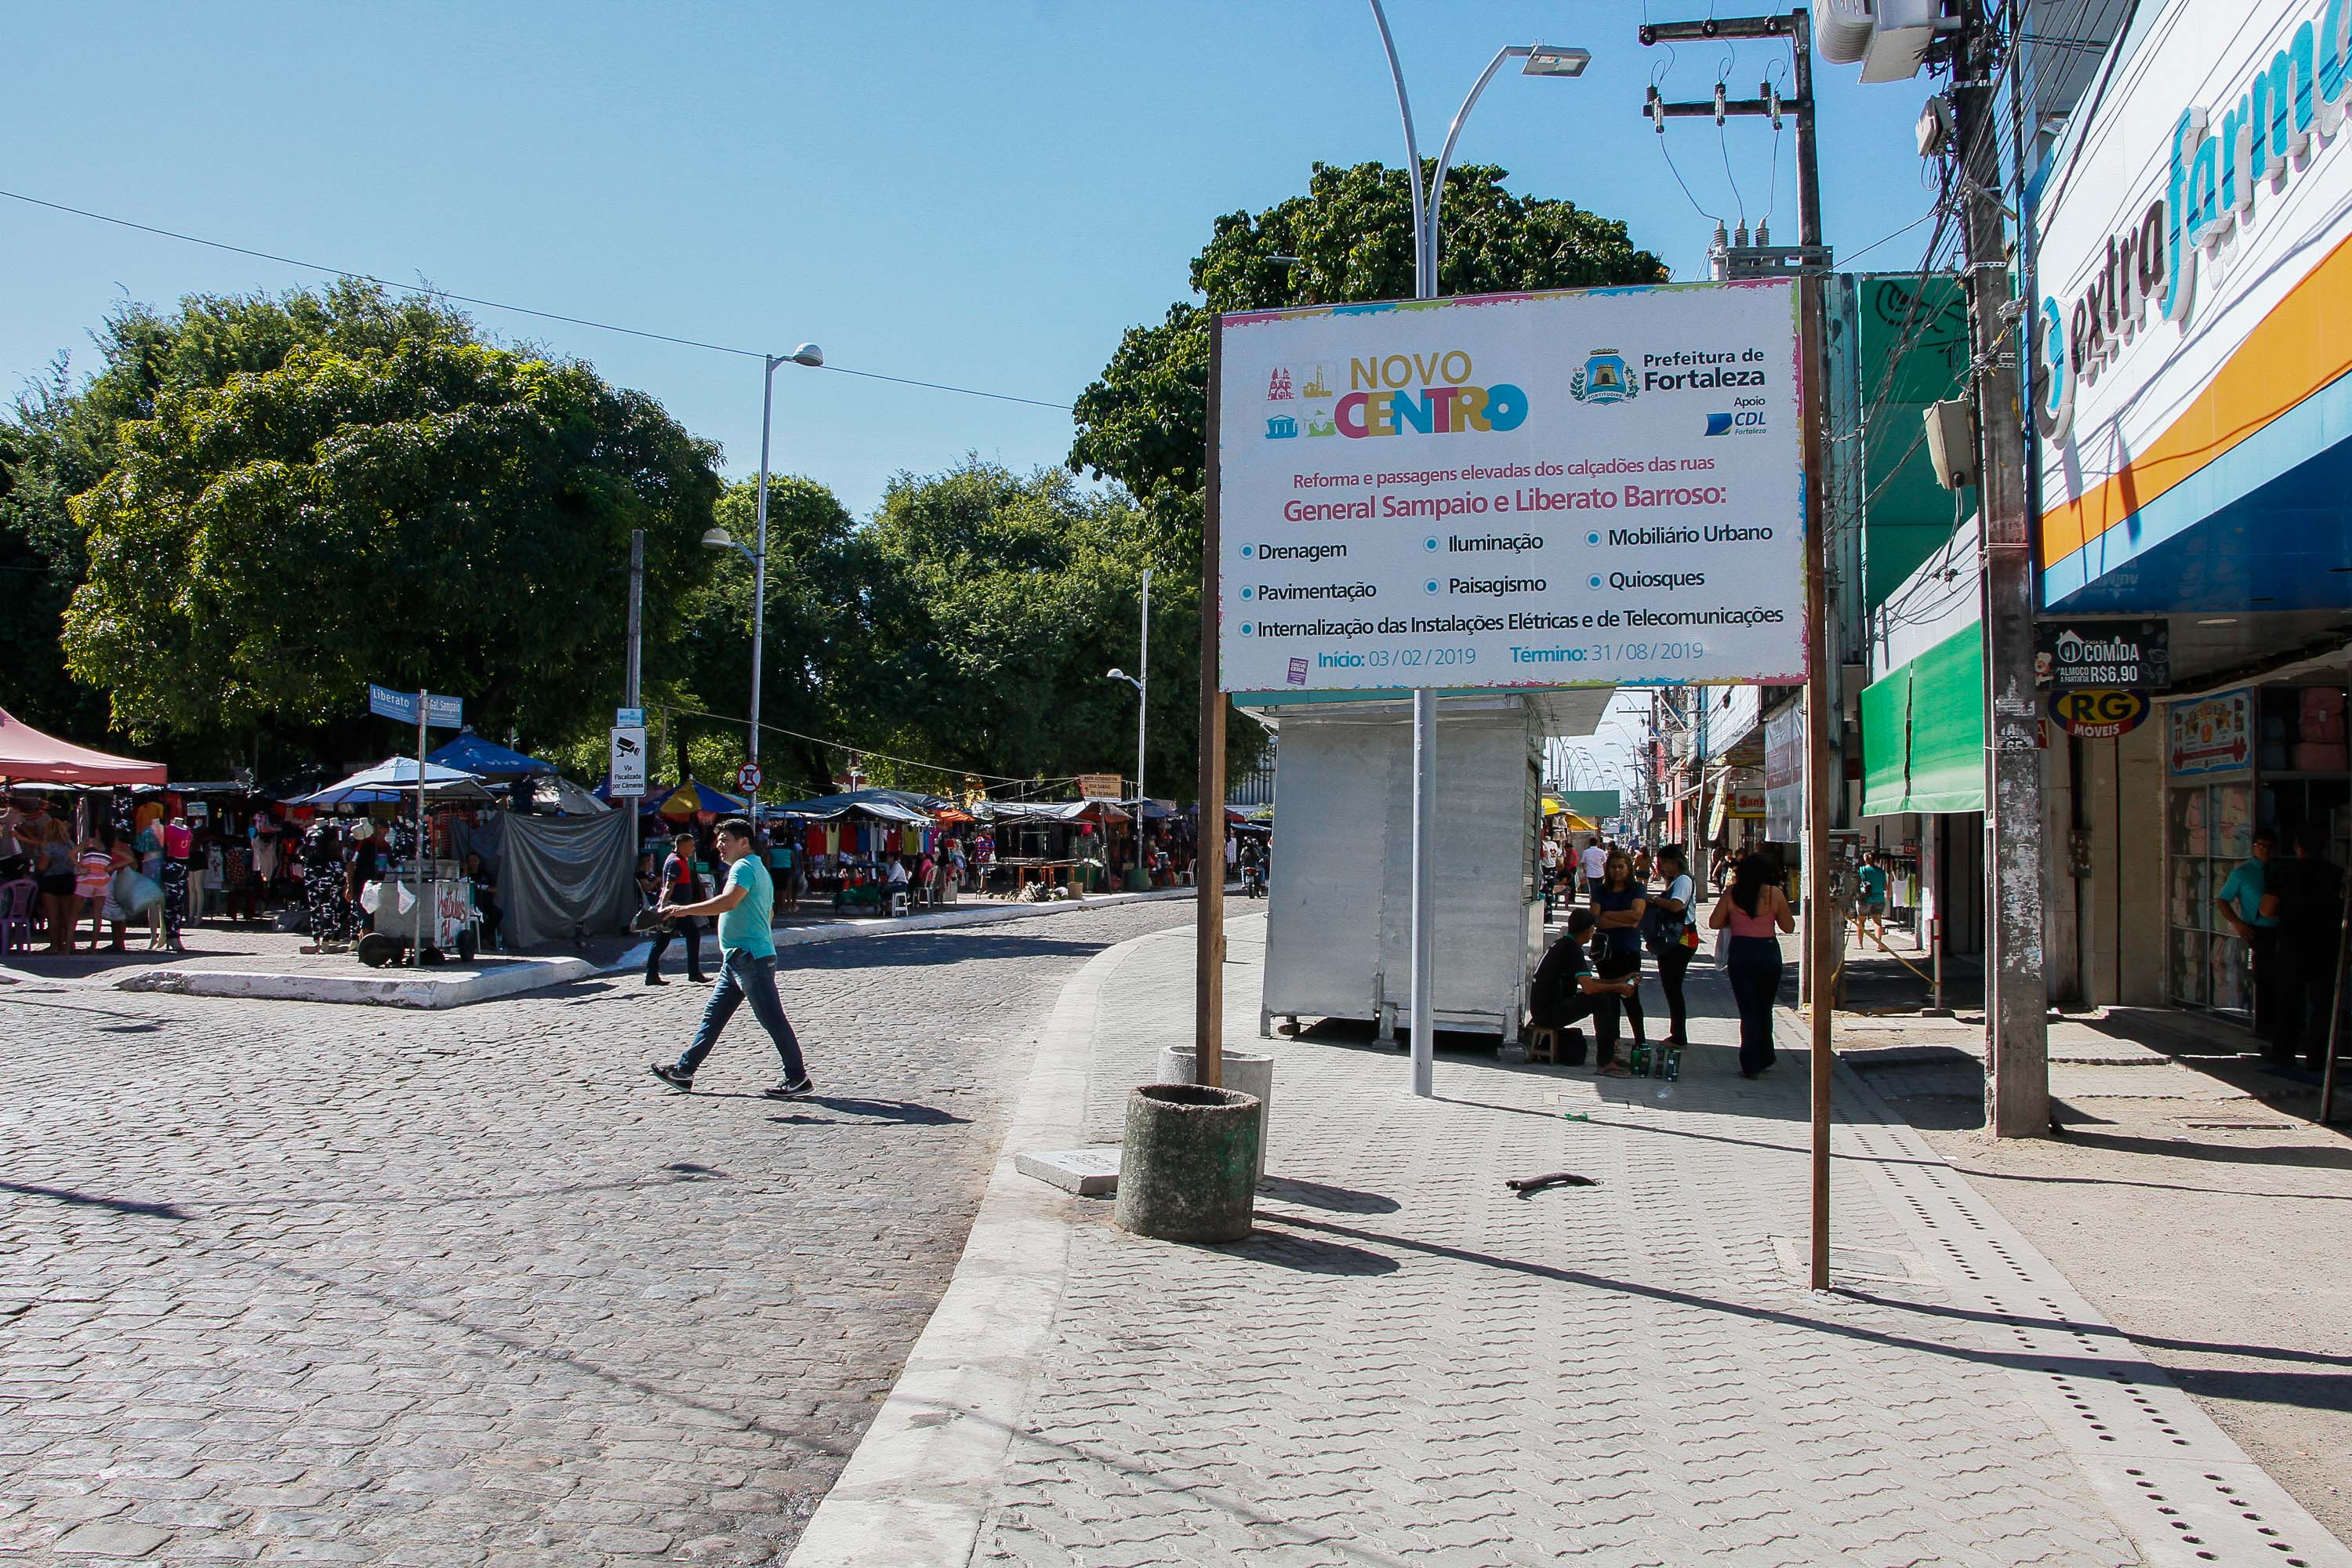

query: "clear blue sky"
xmin=4 ymin=2 xmax=1939 ymax=528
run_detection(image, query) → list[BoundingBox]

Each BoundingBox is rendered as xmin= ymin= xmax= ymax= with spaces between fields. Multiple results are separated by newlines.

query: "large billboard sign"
xmin=1214 ymin=280 xmax=1807 ymax=694
xmin=2034 ymin=0 xmax=2352 ymax=597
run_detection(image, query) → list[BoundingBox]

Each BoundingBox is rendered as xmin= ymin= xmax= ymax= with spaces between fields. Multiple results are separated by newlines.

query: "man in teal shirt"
xmin=648 ymin=816 xmax=812 ymax=1098
xmin=2215 ymin=829 xmax=2284 ymax=1050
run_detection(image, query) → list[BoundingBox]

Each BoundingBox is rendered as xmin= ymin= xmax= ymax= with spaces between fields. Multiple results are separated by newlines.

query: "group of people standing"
xmin=2216 ymin=825 xmax=2345 ymax=1070
xmin=1528 ymin=843 xmax=1796 ymax=1080
xmin=1 ymin=793 xmax=194 ymax=954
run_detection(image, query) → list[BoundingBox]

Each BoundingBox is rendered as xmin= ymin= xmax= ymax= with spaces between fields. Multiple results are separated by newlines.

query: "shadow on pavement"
xmin=1258 ymin=1176 xmax=1401 ymax=1214
xmin=768 ymin=1095 xmax=971 ymax=1127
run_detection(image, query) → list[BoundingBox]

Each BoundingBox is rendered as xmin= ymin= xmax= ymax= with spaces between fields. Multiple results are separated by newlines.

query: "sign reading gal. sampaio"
xmin=1214 ymin=280 xmax=1807 ymax=693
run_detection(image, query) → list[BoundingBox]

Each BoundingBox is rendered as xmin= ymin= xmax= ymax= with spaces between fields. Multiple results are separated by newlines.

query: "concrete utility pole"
xmin=1954 ymin=0 xmax=2049 ymax=1138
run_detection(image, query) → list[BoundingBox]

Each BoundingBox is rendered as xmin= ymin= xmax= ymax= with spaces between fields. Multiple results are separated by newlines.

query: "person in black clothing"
xmin=1650 ymin=844 xmax=1698 ymax=1048
xmin=1528 ymin=909 xmax=1639 ymax=1064
xmin=299 ymin=820 xmax=344 ymax=951
xmin=462 ymin=851 xmax=503 ymax=953
xmin=2268 ymin=824 xmax=2345 ymax=1069
xmin=1586 ymin=848 xmax=1650 ymax=1076
xmin=644 ymin=832 xmax=710 ymax=985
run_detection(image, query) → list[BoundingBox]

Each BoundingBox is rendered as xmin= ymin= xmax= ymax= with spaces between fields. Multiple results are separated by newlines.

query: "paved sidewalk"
xmin=798 ymin=913 xmax=2352 ymax=1567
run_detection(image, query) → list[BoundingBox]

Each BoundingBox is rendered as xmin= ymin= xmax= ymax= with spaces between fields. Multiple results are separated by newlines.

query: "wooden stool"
xmin=1525 ymin=1025 xmax=1562 ymax=1065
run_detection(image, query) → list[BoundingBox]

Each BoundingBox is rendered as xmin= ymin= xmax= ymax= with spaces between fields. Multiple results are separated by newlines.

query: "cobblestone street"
xmin=0 ymin=900 xmax=1196 ymax=1566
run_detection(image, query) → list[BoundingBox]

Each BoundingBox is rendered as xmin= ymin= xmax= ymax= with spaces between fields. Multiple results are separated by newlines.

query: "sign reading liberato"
xmin=1215 ymin=281 xmax=1806 ymax=693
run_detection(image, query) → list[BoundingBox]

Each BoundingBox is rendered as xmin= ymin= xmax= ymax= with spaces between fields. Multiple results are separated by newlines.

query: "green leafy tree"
xmin=1071 ymin=161 xmax=1671 ymax=508
xmin=833 ymin=458 xmax=1171 ymax=796
xmin=62 ymin=320 xmax=721 ymax=768
xmin=658 ymin=474 xmax=861 ymax=799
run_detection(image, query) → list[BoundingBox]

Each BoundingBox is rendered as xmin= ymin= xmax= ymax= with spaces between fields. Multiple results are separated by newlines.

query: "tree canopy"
xmin=1070 ymin=161 xmax=1671 ymax=508
xmin=9 ymin=282 xmax=723 ymax=771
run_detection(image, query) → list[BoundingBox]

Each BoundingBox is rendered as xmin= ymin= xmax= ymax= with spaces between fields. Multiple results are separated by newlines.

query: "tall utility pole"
xmin=1639 ymin=3 xmax=1836 ymax=1290
xmin=1953 ymin=0 xmax=2049 ymax=1137
xmin=626 ymin=527 xmax=644 ymax=869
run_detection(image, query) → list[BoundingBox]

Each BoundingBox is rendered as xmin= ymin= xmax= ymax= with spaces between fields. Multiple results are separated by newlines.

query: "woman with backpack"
xmin=1709 ymin=851 xmax=1796 ymax=1077
xmin=1585 ymin=848 xmax=1650 ymax=1077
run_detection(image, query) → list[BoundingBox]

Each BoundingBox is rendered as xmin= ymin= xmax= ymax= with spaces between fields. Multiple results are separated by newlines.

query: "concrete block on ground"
xmin=1014 ymin=1148 xmax=1122 ymax=1196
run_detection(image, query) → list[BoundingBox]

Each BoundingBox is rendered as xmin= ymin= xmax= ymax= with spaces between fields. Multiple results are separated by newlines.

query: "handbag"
xmin=116 ymin=869 xmax=164 ymax=915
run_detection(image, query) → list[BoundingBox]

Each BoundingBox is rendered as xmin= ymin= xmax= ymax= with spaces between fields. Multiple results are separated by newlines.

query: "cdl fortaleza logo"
xmin=1264 ymin=351 xmax=1527 ymax=441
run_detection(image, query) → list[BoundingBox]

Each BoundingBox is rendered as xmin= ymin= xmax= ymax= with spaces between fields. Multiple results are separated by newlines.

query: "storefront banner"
xmin=2035 ymin=0 xmax=2352 ymax=578
xmin=1214 ymin=281 xmax=1806 ymax=693
xmin=2049 ymin=688 xmax=2154 ymax=739
xmin=1763 ymin=701 xmax=1804 ymax=840
xmin=2167 ymin=688 xmax=2253 ymax=776
xmin=2035 ymin=619 xmax=2169 ymax=690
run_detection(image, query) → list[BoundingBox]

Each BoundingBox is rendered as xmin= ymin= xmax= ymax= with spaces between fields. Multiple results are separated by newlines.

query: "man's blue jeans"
xmin=678 ymin=948 xmax=805 ymax=1080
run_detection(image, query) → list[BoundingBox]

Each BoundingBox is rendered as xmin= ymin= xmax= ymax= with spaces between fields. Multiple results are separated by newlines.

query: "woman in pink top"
xmin=1708 ymin=851 xmax=1795 ymax=1077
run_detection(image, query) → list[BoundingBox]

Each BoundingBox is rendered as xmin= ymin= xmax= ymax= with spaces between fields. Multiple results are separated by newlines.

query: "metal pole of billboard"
xmin=1648 ymin=5 xmax=1835 ymax=1284
xmin=1793 ymin=8 xmax=1839 ymax=1294
xmin=1196 ymin=324 xmax=1229 ymax=1090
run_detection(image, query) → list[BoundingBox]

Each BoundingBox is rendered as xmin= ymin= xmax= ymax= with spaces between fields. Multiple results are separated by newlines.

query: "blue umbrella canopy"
xmin=427 ymin=730 xmax=555 ymax=782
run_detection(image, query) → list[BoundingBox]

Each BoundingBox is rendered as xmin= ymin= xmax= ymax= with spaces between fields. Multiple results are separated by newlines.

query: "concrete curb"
xmin=608 ymin=884 xmax=1207 ymax=978
xmin=114 ymin=954 xmax=597 ymax=1009
xmin=784 ymin=924 xmax=1162 ymax=1566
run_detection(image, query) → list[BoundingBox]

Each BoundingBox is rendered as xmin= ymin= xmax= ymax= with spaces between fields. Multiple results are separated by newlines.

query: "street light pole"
xmin=745 ymin=343 xmax=825 ymax=771
xmin=1368 ymin=0 xmax=1588 ymax=1100
xmin=1137 ymin=568 xmax=1151 ymax=803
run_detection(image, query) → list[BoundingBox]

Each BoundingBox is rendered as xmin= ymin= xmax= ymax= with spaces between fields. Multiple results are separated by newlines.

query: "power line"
xmin=0 ymin=187 xmax=1074 ymax=413
xmin=652 ymin=700 xmax=1085 ymax=793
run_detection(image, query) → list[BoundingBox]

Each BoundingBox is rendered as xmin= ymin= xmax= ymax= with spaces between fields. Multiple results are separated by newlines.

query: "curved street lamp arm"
xmin=1428 ymin=45 xmax=1531 ymax=297
xmin=1366 ymin=0 xmax=1430 ymax=298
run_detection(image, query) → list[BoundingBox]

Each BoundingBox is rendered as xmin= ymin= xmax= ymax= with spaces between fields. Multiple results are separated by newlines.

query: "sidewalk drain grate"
xmin=2176 ymin=1118 xmax=2297 ymax=1131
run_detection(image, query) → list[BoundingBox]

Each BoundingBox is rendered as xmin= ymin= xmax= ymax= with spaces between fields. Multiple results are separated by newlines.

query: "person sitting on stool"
xmin=1528 ymin=909 xmax=1639 ymax=1067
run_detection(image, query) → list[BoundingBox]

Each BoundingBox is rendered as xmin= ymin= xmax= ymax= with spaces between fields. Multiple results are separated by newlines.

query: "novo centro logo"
xmin=2038 ymin=0 xmax=2352 ymax=442
xmin=1263 ymin=350 xmax=1529 ymax=441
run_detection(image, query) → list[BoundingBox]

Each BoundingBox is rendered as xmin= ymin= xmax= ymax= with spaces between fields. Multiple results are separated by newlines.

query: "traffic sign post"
xmin=735 ymin=761 xmax=762 ymax=797
xmin=610 ymin=728 xmax=648 ymax=798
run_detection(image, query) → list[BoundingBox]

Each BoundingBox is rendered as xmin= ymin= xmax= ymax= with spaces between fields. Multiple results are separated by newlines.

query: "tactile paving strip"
xmin=1836 ymin=1067 xmax=2352 ymax=1567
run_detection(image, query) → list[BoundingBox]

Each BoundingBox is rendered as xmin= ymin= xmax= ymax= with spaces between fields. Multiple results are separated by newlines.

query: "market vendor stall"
xmin=295 ymin=759 xmax=498 ymax=965
xmin=985 ymin=798 xmax=1131 ymax=894
xmin=766 ymin=788 xmax=946 ymax=913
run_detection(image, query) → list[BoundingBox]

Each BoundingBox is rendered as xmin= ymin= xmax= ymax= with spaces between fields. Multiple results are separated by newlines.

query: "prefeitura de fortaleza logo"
xmin=1569 ymin=349 xmax=1638 ymax=405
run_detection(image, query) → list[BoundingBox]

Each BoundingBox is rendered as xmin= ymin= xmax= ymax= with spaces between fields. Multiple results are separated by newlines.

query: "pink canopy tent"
xmin=0 ymin=706 xmax=166 ymax=786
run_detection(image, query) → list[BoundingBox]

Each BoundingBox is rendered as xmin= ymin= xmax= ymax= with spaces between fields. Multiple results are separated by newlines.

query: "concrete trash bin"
xmin=1114 ymin=1084 xmax=1261 ymax=1243
xmin=1156 ymin=1047 xmax=1274 ymax=1184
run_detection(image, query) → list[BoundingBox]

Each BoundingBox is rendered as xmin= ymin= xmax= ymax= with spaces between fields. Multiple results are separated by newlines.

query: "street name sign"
xmin=368 ymin=684 xmax=463 ymax=728
xmin=1214 ymin=280 xmax=1806 ymax=692
xmin=615 ymin=706 xmax=646 ymax=728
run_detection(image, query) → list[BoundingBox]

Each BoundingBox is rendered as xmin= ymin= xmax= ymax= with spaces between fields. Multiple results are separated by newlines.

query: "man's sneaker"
xmin=648 ymin=1062 xmax=694 ymax=1093
xmin=762 ymin=1076 xmax=815 ymax=1101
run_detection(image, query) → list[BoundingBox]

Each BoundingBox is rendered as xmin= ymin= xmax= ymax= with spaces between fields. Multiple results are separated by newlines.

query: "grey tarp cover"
xmin=501 ymin=810 xmax=637 ymax=948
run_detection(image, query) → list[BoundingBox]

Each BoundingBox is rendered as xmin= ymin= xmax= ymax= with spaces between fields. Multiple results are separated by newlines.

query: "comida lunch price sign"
xmin=2034 ymin=619 xmax=2169 ymax=691
xmin=1213 ymin=280 xmax=1807 ymax=692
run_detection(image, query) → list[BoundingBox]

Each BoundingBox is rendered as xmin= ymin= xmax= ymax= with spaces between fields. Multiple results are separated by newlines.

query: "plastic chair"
xmin=0 ymin=878 xmax=36 ymax=955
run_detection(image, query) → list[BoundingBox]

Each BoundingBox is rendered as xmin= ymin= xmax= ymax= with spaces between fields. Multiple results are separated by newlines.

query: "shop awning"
xmin=1860 ymin=622 xmax=1984 ymax=816
xmin=0 ymin=706 xmax=167 ymax=786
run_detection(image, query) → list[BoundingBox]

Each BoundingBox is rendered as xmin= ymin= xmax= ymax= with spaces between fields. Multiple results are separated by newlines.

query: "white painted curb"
xmin=115 ymin=954 xmax=597 ymax=1009
xmin=610 ymin=884 xmax=1207 ymax=976
xmin=784 ymin=924 xmax=1171 ymax=1566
